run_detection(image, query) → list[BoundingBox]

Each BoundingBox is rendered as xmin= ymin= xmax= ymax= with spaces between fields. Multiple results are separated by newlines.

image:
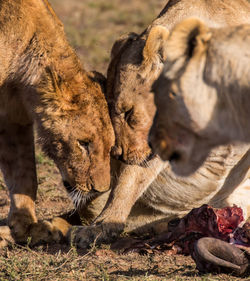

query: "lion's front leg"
xmin=0 ymin=120 xmax=61 ymax=245
xmin=68 ymin=157 xmax=166 ymax=248
xmin=0 ymin=120 xmax=38 ymax=243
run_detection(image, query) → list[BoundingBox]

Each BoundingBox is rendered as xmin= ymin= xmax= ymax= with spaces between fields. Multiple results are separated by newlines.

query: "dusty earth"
xmin=0 ymin=0 xmax=249 ymax=280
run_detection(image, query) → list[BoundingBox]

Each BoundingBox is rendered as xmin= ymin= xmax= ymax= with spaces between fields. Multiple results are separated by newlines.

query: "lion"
xmin=150 ymin=19 xmax=250 ymax=177
xmin=0 ymin=0 xmax=114 ymax=246
xmin=106 ymin=0 xmax=250 ymax=165
xmin=68 ymin=0 xmax=250 ymax=248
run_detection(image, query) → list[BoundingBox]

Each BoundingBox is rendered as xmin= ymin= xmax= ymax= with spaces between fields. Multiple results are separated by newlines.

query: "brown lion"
xmin=68 ymin=0 xmax=250 ymax=248
xmin=150 ymin=19 xmax=250 ymax=176
xmin=0 ymin=0 xmax=114 ymax=245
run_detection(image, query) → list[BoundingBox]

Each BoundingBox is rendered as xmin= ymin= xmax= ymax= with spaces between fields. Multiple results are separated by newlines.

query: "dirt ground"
xmin=0 ymin=0 xmax=249 ymax=280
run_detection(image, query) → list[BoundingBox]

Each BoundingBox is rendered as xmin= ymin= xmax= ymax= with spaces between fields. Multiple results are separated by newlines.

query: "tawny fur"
xmin=68 ymin=0 xmax=250 ymax=248
xmin=0 ymin=0 xmax=114 ymax=245
xmin=150 ymin=19 xmax=250 ymax=176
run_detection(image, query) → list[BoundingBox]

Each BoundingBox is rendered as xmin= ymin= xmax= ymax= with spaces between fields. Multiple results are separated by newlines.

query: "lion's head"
xmin=36 ymin=69 xmax=114 ymax=203
xmin=150 ymin=18 xmax=250 ymax=176
xmin=106 ymin=26 xmax=169 ymax=165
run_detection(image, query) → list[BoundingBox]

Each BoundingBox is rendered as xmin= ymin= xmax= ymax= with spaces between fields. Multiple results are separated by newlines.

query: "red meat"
xmin=113 ymin=205 xmax=249 ymax=255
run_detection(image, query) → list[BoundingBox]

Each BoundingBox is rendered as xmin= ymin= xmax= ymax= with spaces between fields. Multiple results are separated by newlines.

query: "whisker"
xmin=69 ymin=187 xmax=84 ymax=210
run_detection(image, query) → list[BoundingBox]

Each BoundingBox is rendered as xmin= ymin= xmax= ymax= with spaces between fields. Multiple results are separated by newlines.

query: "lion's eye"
xmin=124 ymin=108 xmax=137 ymax=128
xmin=124 ymin=108 xmax=134 ymax=122
xmin=169 ymin=91 xmax=177 ymax=99
xmin=78 ymin=140 xmax=90 ymax=154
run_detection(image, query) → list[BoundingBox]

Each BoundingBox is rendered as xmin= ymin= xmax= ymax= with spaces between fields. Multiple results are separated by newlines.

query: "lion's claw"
xmin=67 ymin=225 xmax=103 ymax=248
xmin=67 ymin=222 xmax=125 ymax=249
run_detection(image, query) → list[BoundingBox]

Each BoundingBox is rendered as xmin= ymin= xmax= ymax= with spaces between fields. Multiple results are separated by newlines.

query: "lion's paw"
xmin=67 ymin=223 xmax=124 ymax=249
xmin=8 ymin=210 xmax=36 ymax=243
xmin=3 ymin=217 xmax=70 ymax=247
xmin=67 ymin=225 xmax=103 ymax=249
xmin=0 ymin=226 xmax=15 ymax=248
xmin=28 ymin=220 xmax=63 ymax=246
xmin=51 ymin=217 xmax=72 ymax=237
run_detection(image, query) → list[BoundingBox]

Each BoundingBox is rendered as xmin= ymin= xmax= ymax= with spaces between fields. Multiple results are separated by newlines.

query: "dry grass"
xmin=0 ymin=0 xmax=249 ymax=280
xmin=0 ymin=241 xmax=243 ymax=281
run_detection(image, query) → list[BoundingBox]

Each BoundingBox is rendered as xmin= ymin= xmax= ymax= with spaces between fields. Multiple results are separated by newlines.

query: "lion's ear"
xmin=111 ymin=32 xmax=138 ymax=60
xmin=140 ymin=25 xmax=169 ymax=79
xmin=164 ymin=18 xmax=212 ymax=78
xmin=143 ymin=25 xmax=169 ymax=63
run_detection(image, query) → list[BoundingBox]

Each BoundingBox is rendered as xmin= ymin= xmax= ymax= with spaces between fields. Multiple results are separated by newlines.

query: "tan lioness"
xmin=68 ymin=0 xmax=250 ymax=248
xmin=150 ymin=19 xmax=250 ymax=176
xmin=0 ymin=0 xmax=114 ymax=245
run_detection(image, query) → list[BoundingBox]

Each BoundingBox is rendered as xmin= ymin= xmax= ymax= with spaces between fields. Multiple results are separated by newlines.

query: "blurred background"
xmin=50 ymin=0 xmax=165 ymax=74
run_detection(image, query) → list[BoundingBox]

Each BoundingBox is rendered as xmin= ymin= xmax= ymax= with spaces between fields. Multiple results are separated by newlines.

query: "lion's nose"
xmin=111 ymin=145 xmax=122 ymax=158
